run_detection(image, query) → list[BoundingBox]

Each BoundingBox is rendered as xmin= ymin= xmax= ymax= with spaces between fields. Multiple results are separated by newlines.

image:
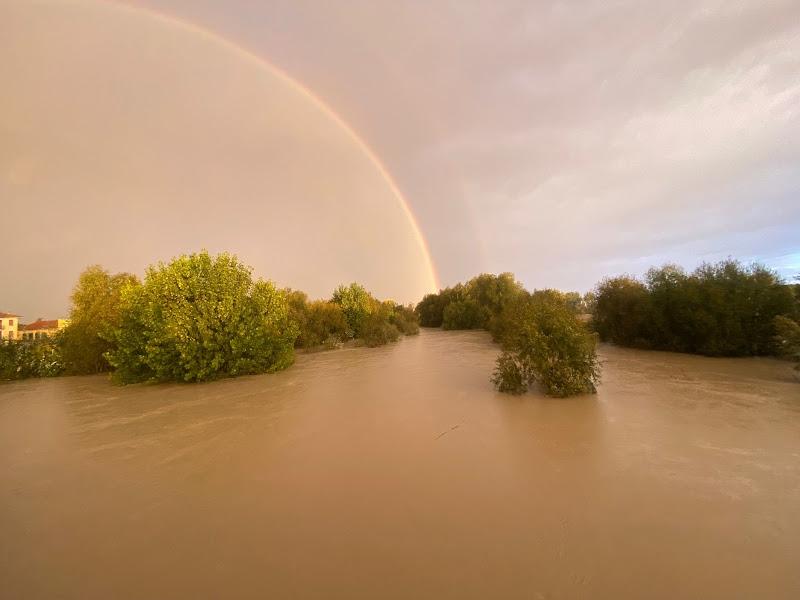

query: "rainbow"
xmin=101 ymin=0 xmax=439 ymax=293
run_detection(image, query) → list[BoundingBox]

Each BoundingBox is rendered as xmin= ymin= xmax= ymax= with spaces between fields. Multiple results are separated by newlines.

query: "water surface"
xmin=2 ymin=330 xmax=799 ymax=599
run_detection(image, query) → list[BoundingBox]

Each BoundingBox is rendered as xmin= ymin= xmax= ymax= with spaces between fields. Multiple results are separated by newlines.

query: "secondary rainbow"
xmin=97 ymin=0 xmax=440 ymax=293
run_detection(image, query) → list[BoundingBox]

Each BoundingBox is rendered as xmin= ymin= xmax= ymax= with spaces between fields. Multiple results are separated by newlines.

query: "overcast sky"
xmin=3 ymin=0 xmax=799 ymax=317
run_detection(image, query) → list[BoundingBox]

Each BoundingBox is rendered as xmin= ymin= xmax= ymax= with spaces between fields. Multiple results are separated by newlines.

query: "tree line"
xmin=2 ymin=254 xmax=797 ymax=391
xmin=0 ymin=251 xmax=419 ymax=383
xmin=591 ymin=260 xmax=799 ymax=361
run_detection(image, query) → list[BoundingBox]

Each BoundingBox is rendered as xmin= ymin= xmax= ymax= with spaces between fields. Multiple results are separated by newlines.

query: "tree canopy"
xmin=106 ymin=251 xmax=297 ymax=383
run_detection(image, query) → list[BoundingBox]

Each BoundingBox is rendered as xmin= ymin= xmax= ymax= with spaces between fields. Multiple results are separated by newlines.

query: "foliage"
xmin=491 ymin=352 xmax=527 ymax=394
xmin=60 ymin=266 xmax=139 ymax=374
xmin=331 ymin=283 xmax=375 ymax=338
xmin=562 ymin=292 xmax=584 ymax=314
xmin=415 ymin=292 xmax=449 ymax=327
xmin=442 ymin=298 xmax=484 ymax=330
xmin=416 ymin=285 xmax=466 ymax=327
xmin=773 ymin=315 xmax=800 ymax=370
xmin=295 ymin=297 xmax=349 ymax=349
xmin=491 ymin=289 xmax=577 ymax=345
xmin=361 ymin=302 xmax=402 ymax=347
xmin=0 ymin=338 xmax=64 ymax=380
xmin=592 ymin=260 xmax=797 ymax=356
xmin=492 ymin=292 xmax=600 ymax=397
xmin=106 ymin=251 xmax=297 ymax=383
xmin=592 ymin=276 xmax=652 ymax=347
xmin=416 ymin=273 xmax=525 ymax=334
xmin=390 ymin=304 xmax=420 ymax=336
xmin=465 ymin=273 xmax=525 ymax=329
xmin=291 ymin=286 xmax=414 ymax=349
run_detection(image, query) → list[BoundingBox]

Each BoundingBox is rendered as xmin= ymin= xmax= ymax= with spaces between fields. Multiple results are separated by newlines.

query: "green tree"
xmin=442 ymin=298 xmax=484 ymax=330
xmin=415 ymin=292 xmax=449 ymax=327
xmin=592 ymin=276 xmax=652 ymax=347
xmin=414 ymin=284 xmax=469 ymax=328
xmin=492 ymin=292 xmax=600 ymax=397
xmin=361 ymin=301 xmax=401 ymax=347
xmin=390 ymin=303 xmax=420 ymax=336
xmin=644 ymin=264 xmax=693 ymax=351
xmin=297 ymin=300 xmax=349 ymax=349
xmin=107 ymin=251 xmax=297 ymax=383
xmin=61 ymin=266 xmax=140 ymax=374
xmin=466 ymin=273 xmax=526 ymax=333
xmin=416 ymin=274 xmax=525 ymax=333
xmin=773 ymin=315 xmax=800 ymax=372
xmin=331 ymin=283 xmax=375 ymax=338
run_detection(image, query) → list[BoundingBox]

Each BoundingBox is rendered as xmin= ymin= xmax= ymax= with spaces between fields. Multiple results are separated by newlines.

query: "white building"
xmin=0 ymin=312 xmax=21 ymax=340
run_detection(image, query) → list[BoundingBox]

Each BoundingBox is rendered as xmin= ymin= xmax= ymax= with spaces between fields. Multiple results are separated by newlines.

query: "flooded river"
xmin=1 ymin=330 xmax=799 ymax=599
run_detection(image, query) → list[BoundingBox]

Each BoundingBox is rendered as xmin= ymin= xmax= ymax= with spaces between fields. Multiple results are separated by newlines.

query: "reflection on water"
xmin=1 ymin=330 xmax=799 ymax=599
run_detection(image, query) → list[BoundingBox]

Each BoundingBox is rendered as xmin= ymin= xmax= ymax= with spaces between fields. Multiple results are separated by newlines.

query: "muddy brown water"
xmin=1 ymin=330 xmax=799 ymax=599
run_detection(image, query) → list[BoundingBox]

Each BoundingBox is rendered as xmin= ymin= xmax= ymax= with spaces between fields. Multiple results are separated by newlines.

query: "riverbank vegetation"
xmin=288 ymin=282 xmax=418 ymax=350
xmin=3 ymin=255 xmax=796 ymax=387
xmin=0 ymin=251 xmax=419 ymax=383
xmin=0 ymin=337 xmax=63 ymax=380
xmin=591 ymin=260 xmax=799 ymax=358
xmin=415 ymin=274 xmax=600 ymax=396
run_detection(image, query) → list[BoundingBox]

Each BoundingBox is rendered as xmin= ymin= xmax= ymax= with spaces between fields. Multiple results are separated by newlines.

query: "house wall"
xmin=0 ymin=317 xmax=19 ymax=340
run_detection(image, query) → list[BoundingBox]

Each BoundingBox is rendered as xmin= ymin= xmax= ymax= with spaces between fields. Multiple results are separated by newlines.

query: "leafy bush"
xmin=106 ymin=251 xmax=297 ymax=383
xmin=466 ymin=272 xmax=525 ymax=330
xmin=297 ymin=300 xmax=349 ymax=349
xmin=415 ymin=292 xmax=449 ymax=327
xmin=774 ymin=315 xmax=800 ymax=371
xmin=60 ymin=266 xmax=139 ymax=374
xmin=592 ymin=276 xmax=652 ymax=347
xmin=390 ymin=304 xmax=420 ymax=335
xmin=0 ymin=338 xmax=64 ymax=380
xmin=361 ymin=314 xmax=401 ymax=347
xmin=0 ymin=343 xmax=13 ymax=380
xmin=293 ymin=286 xmax=414 ymax=350
xmin=331 ymin=283 xmax=375 ymax=338
xmin=492 ymin=293 xmax=600 ymax=397
xmin=491 ymin=352 xmax=527 ymax=394
xmin=442 ymin=298 xmax=484 ymax=330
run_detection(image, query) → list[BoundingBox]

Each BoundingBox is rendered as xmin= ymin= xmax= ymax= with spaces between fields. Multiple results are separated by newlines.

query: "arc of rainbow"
xmin=99 ymin=0 xmax=440 ymax=294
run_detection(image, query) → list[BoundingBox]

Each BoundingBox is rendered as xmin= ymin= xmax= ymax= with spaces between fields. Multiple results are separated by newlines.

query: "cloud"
xmin=7 ymin=0 xmax=800 ymax=316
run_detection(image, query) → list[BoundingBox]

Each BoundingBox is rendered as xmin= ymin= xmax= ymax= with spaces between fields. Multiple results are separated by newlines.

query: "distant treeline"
xmin=591 ymin=260 xmax=800 ymax=360
xmin=415 ymin=274 xmax=601 ymax=396
xmin=0 ymin=251 xmax=419 ymax=383
xmin=415 ymin=273 xmax=591 ymax=334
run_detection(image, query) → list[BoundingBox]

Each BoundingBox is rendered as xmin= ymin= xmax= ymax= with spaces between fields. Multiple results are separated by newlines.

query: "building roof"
xmin=20 ymin=319 xmax=61 ymax=331
xmin=0 ymin=312 xmax=21 ymax=318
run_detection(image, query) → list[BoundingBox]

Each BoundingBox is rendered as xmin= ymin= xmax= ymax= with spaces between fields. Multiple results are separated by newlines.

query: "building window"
xmin=9 ymin=320 xmax=13 ymax=327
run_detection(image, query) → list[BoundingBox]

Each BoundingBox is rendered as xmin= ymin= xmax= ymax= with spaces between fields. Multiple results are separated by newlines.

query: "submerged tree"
xmin=60 ymin=266 xmax=139 ymax=374
xmin=492 ymin=292 xmax=600 ymax=397
xmin=107 ymin=251 xmax=297 ymax=383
